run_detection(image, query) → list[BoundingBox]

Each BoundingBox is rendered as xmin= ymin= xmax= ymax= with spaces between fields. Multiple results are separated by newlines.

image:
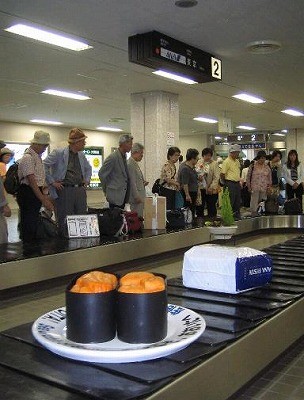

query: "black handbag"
xmin=152 ymin=179 xmax=164 ymax=194
xmin=36 ymin=212 xmax=59 ymax=239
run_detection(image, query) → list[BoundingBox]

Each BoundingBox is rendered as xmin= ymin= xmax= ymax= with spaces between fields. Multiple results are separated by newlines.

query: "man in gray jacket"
xmin=127 ymin=143 xmax=148 ymax=217
xmin=44 ymin=128 xmax=92 ymax=235
xmin=98 ymin=134 xmax=133 ymax=208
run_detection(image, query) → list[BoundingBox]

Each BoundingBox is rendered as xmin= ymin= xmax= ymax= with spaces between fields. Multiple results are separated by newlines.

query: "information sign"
xmin=240 ymin=142 xmax=266 ymax=150
xmin=83 ymin=147 xmax=103 ymax=189
xmin=66 ymin=215 xmax=100 ymax=238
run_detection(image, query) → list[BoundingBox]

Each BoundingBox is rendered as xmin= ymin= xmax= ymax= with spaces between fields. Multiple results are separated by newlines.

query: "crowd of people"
xmin=0 ymin=129 xmax=303 ymax=245
xmin=150 ymin=144 xmax=304 ymax=222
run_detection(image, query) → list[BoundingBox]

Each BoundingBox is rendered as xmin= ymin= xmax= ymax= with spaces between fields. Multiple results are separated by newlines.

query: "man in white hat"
xmin=220 ymin=143 xmax=242 ymax=219
xmin=17 ymin=130 xmax=54 ymax=242
xmin=44 ymin=128 xmax=92 ymax=235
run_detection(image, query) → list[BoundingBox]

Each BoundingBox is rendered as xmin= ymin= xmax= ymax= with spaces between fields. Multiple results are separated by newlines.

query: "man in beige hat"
xmin=17 ymin=130 xmax=54 ymax=242
xmin=220 ymin=143 xmax=242 ymax=219
xmin=44 ymin=128 xmax=92 ymax=235
xmin=0 ymin=147 xmax=14 ymax=180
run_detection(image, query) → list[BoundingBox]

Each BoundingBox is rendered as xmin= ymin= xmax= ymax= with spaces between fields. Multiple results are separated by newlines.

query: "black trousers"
xmin=286 ymin=183 xmax=303 ymax=211
xmin=181 ymin=190 xmax=198 ymax=217
xmin=224 ymin=180 xmax=241 ymax=218
xmin=16 ymin=184 xmax=42 ymax=242
xmin=159 ymin=186 xmax=176 ymax=211
xmin=196 ymin=189 xmax=218 ymax=218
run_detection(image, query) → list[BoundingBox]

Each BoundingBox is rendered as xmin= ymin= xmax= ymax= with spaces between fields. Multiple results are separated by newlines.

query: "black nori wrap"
xmin=117 ymin=274 xmax=167 ymax=344
xmin=66 ymin=276 xmax=116 ymax=343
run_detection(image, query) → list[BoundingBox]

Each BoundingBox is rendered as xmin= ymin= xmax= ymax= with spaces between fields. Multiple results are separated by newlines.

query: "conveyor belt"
xmin=1 ymin=214 xmax=304 ymax=291
xmin=0 ymin=236 xmax=304 ymax=399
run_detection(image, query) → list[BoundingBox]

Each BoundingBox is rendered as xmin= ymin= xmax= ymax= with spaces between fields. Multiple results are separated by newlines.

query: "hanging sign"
xmin=129 ymin=31 xmax=222 ymax=83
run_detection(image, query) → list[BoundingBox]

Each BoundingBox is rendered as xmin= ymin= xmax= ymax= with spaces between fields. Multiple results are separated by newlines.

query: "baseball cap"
xmin=229 ymin=144 xmax=241 ymax=153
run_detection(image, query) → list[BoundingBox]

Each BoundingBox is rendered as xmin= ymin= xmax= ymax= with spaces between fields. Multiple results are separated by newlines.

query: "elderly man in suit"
xmin=98 ymin=134 xmax=133 ymax=209
xmin=127 ymin=143 xmax=148 ymax=217
xmin=44 ymin=128 xmax=92 ymax=235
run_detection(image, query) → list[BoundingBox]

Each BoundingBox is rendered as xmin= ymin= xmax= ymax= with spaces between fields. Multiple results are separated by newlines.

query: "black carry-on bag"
xmin=166 ymin=209 xmax=186 ymax=229
xmin=88 ymin=207 xmax=125 ymax=236
xmin=284 ymin=198 xmax=302 ymax=215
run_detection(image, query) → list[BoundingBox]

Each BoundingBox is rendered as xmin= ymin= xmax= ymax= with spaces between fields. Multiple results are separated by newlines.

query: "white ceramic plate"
xmin=32 ymin=304 xmax=206 ymax=363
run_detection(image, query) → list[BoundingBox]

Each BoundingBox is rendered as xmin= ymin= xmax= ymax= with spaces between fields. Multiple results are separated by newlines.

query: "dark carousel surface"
xmin=1 ymin=219 xmax=205 ymax=264
xmin=0 ymin=235 xmax=303 ymax=399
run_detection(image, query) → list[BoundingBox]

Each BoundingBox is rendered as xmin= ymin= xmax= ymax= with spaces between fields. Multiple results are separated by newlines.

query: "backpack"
xmin=4 ymin=162 xmax=20 ymax=195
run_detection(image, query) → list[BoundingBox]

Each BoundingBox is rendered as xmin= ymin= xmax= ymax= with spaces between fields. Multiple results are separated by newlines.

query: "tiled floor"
xmin=0 ymin=229 xmax=303 ymax=399
xmin=229 ymin=337 xmax=304 ymax=400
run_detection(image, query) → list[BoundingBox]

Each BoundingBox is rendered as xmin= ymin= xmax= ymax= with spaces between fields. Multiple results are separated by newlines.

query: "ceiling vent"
xmin=246 ymin=40 xmax=282 ymax=54
xmin=175 ymin=0 xmax=198 ymax=8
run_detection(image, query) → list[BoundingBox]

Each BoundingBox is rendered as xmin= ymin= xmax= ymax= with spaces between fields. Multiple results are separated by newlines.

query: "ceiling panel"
xmin=0 ymin=0 xmax=303 ymax=136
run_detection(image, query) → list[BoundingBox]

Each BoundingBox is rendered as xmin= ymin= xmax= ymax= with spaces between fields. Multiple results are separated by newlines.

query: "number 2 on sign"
xmin=211 ymin=57 xmax=222 ymax=79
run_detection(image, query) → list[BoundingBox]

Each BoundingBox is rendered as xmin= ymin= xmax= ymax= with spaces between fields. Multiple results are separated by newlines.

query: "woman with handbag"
xmin=178 ymin=148 xmax=200 ymax=219
xmin=268 ymin=151 xmax=282 ymax=196
xmin=282 ymin=149 xmax=304 ymax=212
xmin=159 ymin=147 xmax=181 ymax=210
xmin=196 ymin=148 xmax=220 ymax=218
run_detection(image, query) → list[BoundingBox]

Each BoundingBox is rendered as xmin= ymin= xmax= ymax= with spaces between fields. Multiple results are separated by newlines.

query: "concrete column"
xmin=130 ymin=91 xmax=179 ymax=186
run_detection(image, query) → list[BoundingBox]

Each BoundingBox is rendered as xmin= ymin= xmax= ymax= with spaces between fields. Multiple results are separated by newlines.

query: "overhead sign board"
xmin=129 ymin=31 xmax=222 ymax=83
xmin=227 ymin=133 xmax=265 ymax=143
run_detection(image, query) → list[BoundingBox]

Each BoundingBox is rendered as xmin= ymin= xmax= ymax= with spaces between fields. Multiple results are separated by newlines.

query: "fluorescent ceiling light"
xmin=193 ymin=117 xmax=218 ymax=124
xmin=233 ymin=93 xmax=265 ymax=104
xmin=42 ymin=89 xmax=91 ymax=100
xmin=273 ymin=132 xmax=285 ymax=137
xmin=5 ymin=24 xmax=92 ymax=51
xmin=152 ymin=70 xmax=197 ymax=84
xmin=30 ymin=119 xmax=63 ymax=125
xmin=236 ymin=125 xmax=256 ymax=131
xmin=96 ymin=126 xmax=122 ymax=132
xmin=281 ymin=109 xmax=304 ymax=117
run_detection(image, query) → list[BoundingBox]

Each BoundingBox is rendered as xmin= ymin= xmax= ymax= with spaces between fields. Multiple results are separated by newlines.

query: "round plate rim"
xmin=32 ymin=304 xmax=206 ymax=363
